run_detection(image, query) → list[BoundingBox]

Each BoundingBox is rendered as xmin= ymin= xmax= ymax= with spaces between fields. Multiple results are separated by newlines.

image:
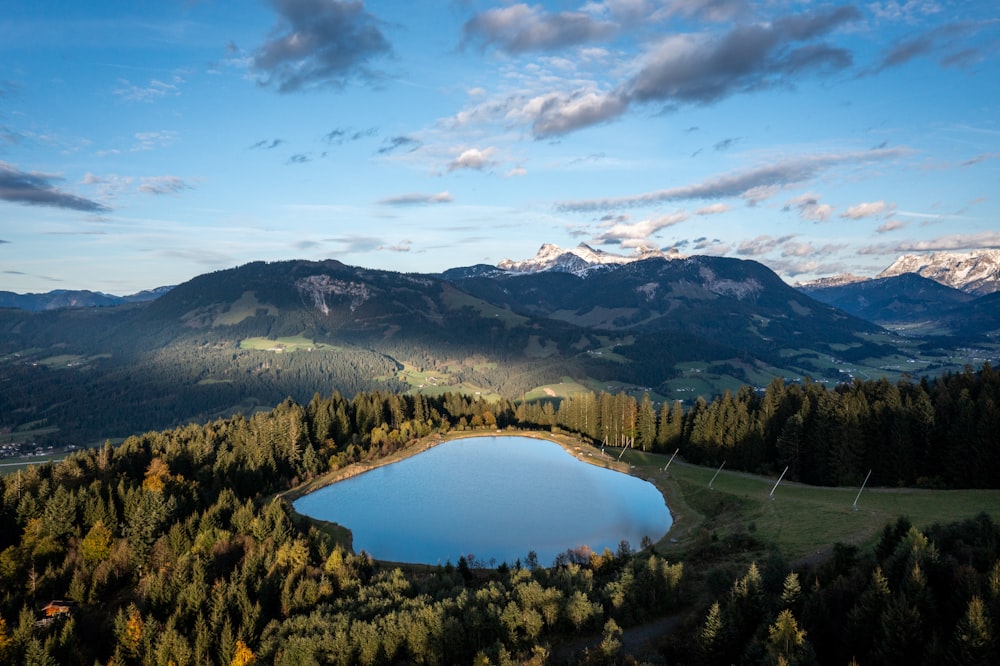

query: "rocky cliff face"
xmin=877 ymin=250 xmax=1000 ymax=295
xmin=295 ymin=275 xmax=373 ymax=314
xmin=497 ymin=243 xmax=683 ymax=276
xmin=795 ymin=274 xmax=869 ymax=290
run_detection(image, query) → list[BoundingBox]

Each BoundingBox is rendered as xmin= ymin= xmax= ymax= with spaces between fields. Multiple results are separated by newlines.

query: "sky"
xmin=1 ymin=0 xmax=998 ymax=295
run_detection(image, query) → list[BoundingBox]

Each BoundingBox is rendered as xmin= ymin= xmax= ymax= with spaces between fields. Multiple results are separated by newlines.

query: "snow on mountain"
xmin=497 ymin=243 xmax=682 ymax=275
xmin=794 ymin=274 xmax=870 ymax=290
xmin=877 ymin=250 xmax=1000 ymax=295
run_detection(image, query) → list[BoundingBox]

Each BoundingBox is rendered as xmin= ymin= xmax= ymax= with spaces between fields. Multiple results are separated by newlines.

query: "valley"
xmin=1 ymin=250 xmax=998 ymax=453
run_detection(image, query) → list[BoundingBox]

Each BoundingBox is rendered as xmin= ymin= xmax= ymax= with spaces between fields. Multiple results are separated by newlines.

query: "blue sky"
xmin=1 ymin=0 xmax=998 ymax=294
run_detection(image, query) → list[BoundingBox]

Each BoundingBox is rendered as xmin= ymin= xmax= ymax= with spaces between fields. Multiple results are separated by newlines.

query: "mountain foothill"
xmin=1 ymin=245 xmax=997 ymax=451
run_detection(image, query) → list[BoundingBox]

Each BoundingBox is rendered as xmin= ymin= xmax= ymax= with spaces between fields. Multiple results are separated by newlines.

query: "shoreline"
xmin=282 ymin=427 xmax=683 ymax=561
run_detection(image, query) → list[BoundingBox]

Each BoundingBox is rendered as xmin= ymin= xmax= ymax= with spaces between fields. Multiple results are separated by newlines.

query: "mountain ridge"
xmin=496 ymin=242 xmax=684 ymax=276
xmin=0 ymin=286 xmax=173 ymax=311
xmin=2 ymin=253 xmax=930 ymax=448
xmin=5 ymin=245 xmax=999 ymax=310
xmin=876 ymin=249 xmax=1000 ymax=295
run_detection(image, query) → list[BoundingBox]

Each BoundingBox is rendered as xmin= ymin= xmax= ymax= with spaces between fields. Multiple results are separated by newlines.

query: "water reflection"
xmin=293 ymin=436 xmax=672 ymax=566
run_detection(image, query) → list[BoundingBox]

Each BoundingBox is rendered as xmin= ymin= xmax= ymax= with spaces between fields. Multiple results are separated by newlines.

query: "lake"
xmin=293 ymin=435 xmax=672 ymax=566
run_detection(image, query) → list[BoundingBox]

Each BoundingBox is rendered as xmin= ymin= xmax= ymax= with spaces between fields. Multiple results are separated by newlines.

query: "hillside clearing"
xmin=620 ymin=448 xmax=1000 ymax=561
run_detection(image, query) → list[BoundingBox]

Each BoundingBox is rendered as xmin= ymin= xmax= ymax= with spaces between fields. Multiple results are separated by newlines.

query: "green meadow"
xmin=238 ymin=335 xmax=339 ymax=352
xmin=619 ymin=448 xmax=1000 ymax=561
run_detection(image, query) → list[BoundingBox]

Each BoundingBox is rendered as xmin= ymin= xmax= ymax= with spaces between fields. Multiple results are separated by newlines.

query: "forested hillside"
xmin=1 ymin=366 xmax=999 ymax=663
xmin=660 ymin=515 xmax=1000 ymax=665
xmin=6 ymin=255 xmax=976 ymax=451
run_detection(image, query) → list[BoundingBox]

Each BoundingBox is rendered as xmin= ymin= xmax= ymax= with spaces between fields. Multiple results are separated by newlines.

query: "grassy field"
xmin=438 ymin=283 xmax=527 ymax=327
xmin=214 ymin=291 xmax=278 ymax=326
xmin=618 ymin=448 xmax=1000 ymax=561
xmin=522 ymin=377 xmax=591 ymax=401
xmin=393 ymin=362 xmax=504 ymax=400
xmin=239 ymin=335 xmax=339 ymax=352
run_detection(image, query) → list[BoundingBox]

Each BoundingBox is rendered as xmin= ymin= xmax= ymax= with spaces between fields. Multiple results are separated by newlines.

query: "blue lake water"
xmin=293 ymin=435 xmax=672 ymax=566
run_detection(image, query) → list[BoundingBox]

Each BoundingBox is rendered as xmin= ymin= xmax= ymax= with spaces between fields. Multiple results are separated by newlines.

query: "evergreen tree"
xmin=766 ymin=609 xmax=809 ymax=665
xmin=948 ymin=596 xmax=994 ymax=665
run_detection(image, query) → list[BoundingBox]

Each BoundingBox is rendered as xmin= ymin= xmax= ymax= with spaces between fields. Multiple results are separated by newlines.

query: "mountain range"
xmin=876 ymin=250 xmax=1000 ymax=295
xmin=1 ymin=245 xmax=997 ymax=448
xmin=5 ymin=245 xmax=999 ymax=310
xmin=0 ymin=286 xmax=172 ymax=311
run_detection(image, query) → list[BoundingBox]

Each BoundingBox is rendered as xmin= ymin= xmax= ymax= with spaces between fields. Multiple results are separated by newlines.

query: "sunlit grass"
xmin=239 ymin=335 xmax=339 ymax=352
xmin=621 ymin=448 xmax=1000 ymax=560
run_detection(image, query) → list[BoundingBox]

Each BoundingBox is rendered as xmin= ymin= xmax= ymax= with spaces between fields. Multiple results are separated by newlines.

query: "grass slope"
xmin=621 ymin=448 xmax=1000 ymax=560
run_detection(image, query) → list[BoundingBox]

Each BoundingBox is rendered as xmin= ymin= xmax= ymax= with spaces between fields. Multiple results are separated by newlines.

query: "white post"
xmin=662 ymin=448 xmax=680 ymax=472
xmin=853 ymin=469 xmax=872 ymax=511
xmin=770 ymin=466 xmax=789 ymax=498
xmin=708 ymin=460 xmax=726 ymax=489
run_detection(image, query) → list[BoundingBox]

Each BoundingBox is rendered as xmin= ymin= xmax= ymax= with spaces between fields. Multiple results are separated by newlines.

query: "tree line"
xmin=537 ymin=364 xmax=1000 ymax=489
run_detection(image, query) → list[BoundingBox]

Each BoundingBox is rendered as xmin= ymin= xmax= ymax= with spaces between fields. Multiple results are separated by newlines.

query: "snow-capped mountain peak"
xmin=497 ymin=243 xmax=682 ymax=275
xmin=877 ymin=250 xmax=1000 ymax=295
xmin=794 ymin=274 xmax=870 ymax=290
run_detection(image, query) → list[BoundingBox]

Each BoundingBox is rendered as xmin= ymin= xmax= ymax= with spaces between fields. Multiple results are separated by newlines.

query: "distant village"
xmin=0 ymin=429 xmax=72 ymax=462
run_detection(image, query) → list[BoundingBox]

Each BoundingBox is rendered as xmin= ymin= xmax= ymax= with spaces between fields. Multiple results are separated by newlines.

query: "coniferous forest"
xmin=0 ymin=366 xmax=998 ymax=663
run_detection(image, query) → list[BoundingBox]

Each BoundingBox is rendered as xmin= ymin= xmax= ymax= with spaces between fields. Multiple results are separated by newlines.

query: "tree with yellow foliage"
xmin=0 ymin=614 xmax=12 ymax=662
xmin=767 ymin=609 xmax=809 ymax=665
xmin=231 ymin=639 xmax=256 ymax=666
xmin=114 ymin=603 xmax=144 ymax=661
xmin=81 ymin=520 xmax=113 ymax=563
xmin=142 ymin=456 xmax=172 ymax=492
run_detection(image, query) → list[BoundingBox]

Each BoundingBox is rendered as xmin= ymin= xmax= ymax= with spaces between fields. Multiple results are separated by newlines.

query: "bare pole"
xmin=853 ymin=469 xmax=873 ymax=511
xmin=708 ymin=460 xmax=726 ymax=489
xmin=662 ymin=448 xmax=680 ymax=472
xmin=769 ymin=466 xmax=789 ymax=498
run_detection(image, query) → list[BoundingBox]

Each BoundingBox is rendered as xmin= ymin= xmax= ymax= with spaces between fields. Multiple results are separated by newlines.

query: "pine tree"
xmin=698 ymin=601 xmax=724 ymax=664
xmin=599 ymin=618 xmax=623 ymax=661
xmin=637 ymin=393 xmax=657 ymax=451
xmin=781 ymin=572 xmax=802 ymax=610
xmin=767 ymin=609 xmax=808 ymax=665
xmin=0 ymin=614 xmax=11 ymax=663
xmin=948 ymin=596 xmax=994 ymax=665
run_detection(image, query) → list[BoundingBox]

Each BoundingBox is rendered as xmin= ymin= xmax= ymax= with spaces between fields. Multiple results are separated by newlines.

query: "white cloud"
xmin=559 ymin=147 xmax=910 ymax=211
xmin=876 ymin=219 xmax=909 ymax=233
xmin=113 ymin=76 xmax=182 ymax=103
xmin=530 ymin=90 xmax=629 ymax=138
xmin=736 ymin=234 xmax=795 ymax=256
xmin=781 ymin=241 xmax=814 ymax=257
xmin=447 ymin=147 xmax=497 ymax=172
xmin=81 ymin=173 xmax=134 ymax=199
xmin=841 ymin=200 xmax=895 ymax=219
xmin=593 ymin=210 xmax=689 ymax=245
xmin=695 ymin=202 xmax=731 ymax=215
xmin=462 ymin=4 xmax=617 ymax=53
xmin=378 ymin=191 xmax=454 ymax=206
xmin=784 ymin=192 xmax=833 ymax=221
xmin=137 ymin=176 xmax=192 ymax=195
xmin=858 ymin=231 xmax=1000 ymax=254
xmin=377 ymin=240 xmax=412 ymax=253
xmin=251 ymin=0 xmax=391 ymax=93
xmin=132 ymin=130 xmax=179 ymax=152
